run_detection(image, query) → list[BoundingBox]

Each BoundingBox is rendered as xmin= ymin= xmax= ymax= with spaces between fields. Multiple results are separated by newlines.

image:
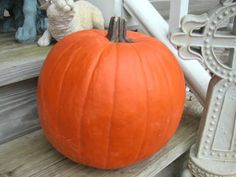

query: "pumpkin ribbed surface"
xmin=38 ymin=29 xmax=185 ymax=169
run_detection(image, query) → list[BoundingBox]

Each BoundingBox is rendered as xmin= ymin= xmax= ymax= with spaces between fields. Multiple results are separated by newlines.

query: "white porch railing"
xmin=169 ymin=0 xmax=189 ymax=33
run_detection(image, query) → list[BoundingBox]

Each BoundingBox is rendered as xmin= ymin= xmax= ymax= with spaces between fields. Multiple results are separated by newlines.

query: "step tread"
xmin=0 ymin=98 xmax=202 ymax=177
xmin=0 ymin=33 xmax=51 ymax=87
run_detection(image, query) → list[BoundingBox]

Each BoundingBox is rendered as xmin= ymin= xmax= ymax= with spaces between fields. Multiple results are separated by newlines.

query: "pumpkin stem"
xmin=106 ymin=17 xmax=133 ymax=43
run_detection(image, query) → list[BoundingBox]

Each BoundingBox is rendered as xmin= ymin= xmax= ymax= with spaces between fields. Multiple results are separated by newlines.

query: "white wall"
xmin=87 ymin=0 xmax=138 ymax=28
xmin=87 ymin=0 xmax=116 ymax=27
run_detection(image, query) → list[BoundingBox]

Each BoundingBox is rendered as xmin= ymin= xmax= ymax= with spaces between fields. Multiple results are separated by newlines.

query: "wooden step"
xmin=0 ymin=78 xmax=40 ymax=144
xmin=0 ymin=33 xmax=50 ymax=143
xmin=0 ymin=97 xmax=202 ymax=177
xmin=0 ymin=33 xmax=51 ymax=87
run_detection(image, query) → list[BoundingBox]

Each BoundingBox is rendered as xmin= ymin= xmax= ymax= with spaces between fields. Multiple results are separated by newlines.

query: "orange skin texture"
xmin=37 ymin=30 xmax=185 ymax=169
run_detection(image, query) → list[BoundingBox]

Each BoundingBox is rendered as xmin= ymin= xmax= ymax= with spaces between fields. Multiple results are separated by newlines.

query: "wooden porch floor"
xmin=0 ymin=97 xmax=202 ymax=177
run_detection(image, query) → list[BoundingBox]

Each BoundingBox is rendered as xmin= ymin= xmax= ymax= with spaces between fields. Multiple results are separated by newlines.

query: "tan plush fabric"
xmin=38 ymin=0 xmax=104 ymax=46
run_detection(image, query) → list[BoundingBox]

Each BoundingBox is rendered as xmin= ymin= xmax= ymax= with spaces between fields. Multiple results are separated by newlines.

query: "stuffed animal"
xmin=0 ymin=0 xmax=47 ymax=42
xmin=0 ymin=0 xmax=24 ymax=32
xmin=38 ymin=0 xmax=105 ymax=46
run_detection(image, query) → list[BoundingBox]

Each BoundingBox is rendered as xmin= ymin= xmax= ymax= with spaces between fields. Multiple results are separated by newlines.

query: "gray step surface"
xmin=0 ymin=97 xmax=202 ymax=177
xmin=0 ymin=33 xmax=51 ymax=87
xmin=0 ymin=78 xmax=40 ymax=144
xmin=0 ymin=33 xmax=49 ymax=144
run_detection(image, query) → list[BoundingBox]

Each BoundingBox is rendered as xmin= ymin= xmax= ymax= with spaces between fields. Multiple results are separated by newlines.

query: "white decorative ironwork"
xmin=169 ymin=0 xmax=189 ymax=33
xmin=171 ymin=2 xmax=236 ymax=177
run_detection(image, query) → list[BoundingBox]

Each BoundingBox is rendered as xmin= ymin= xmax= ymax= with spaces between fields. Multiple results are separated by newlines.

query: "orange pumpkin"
xmin=37 ymin=17 xmax=185 ymax=169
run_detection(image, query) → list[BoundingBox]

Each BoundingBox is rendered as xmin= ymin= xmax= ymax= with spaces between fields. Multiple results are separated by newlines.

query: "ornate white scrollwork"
xmin=171 ymin=2 xmax=236 ymax=177
xmin=221 ymin=0 xmax=235 ymax=6
xmin=171 ymin=3 xmax=236 ymax=79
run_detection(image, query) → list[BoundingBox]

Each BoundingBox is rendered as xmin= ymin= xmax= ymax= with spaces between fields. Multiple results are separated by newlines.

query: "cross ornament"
xmin=171 ymin=4 xmax=236 ymax=79
xmin=171 ymin=2 xmax=236 ymax=177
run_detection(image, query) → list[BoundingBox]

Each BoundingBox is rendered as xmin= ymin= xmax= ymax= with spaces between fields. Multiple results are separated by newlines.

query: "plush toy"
xmin=37 ymin=0 xmax=105 ymax=46
xmin=0 ymin=0 xmax=24 ymax=32
xmin=0 ymin=0 xmax=47 ymax=42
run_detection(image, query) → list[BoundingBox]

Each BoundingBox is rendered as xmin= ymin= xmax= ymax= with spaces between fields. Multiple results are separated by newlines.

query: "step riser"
xmin=0 ymin=78 xmax=40 ymax=144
